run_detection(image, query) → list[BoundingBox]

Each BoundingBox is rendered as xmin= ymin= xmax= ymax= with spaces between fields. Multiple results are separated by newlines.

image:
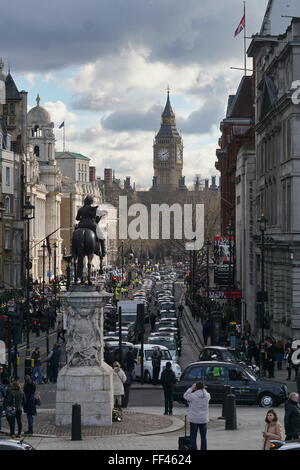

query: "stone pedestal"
xmin=56 ymin=285 xmax=113 ymax=426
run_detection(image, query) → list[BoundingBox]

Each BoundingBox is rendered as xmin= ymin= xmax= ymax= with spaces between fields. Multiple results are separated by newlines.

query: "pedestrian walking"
xmin=104 ymin=344 xmax=113 ymax=366
xmin=125 ymin=346 xmax=136 ymax=372
xmin=160 ymin=362 xmax=177 ymax=415
xmin=202 ymin=319 xmax=211 ymax=346
xmin=286 ymin=347 xmax=294 ymax=381
xmin=262 ymin=409 xmax=283 ymax=450
xmin=152 ymin=346 xmax=162 ymax=385
xmin=122 ymin=369 xmax=133 ymax=408
xmin=4 ymin=381 xmax=25 ymax=438
xmin=183 ymin=381 xmax=211 ymax=450
xmin=56 ymin=321 xmax=66 ymax=343
xmin=265 ymin=338 xmax=276 ymax=378
xmin=23 ymin=375 xmax=37 ymax=435
xmin=112 ymin=362 xmax=126 ymax=408
xmin=275 ymin=340 xmax=284 ymax=371
xmin=296 ymin=370 xmax=300 ymax=397
xmin=31 ymin=347 xmax=43 ymax=385
xmin=243 ymin=320 xmax=252 ymax=339
xmin=0 ymin=379 xmax=6 ymax=432
xmin=284 ymin=392 xmax=300 ymax=441
xmin=178 ymin=304 xmax=184 ymax=319
xmin=150 ymin=312 xmax=156 ymax=332
xmin=45 ymin=344 xmax=61 ymax=383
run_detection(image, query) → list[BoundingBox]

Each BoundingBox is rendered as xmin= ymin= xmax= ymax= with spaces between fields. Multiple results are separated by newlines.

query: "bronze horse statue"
xmin=71 ymin=197 xmax=105 ymax=285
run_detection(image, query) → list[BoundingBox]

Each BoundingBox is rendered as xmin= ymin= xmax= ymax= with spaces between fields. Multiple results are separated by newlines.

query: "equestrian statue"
xmin=72 ymin=196 xmax=107 ymax=284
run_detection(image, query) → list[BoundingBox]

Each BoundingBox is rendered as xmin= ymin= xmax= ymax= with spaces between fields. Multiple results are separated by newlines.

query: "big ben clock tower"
xmin=152 ymin=90 xmax=183 ymax=190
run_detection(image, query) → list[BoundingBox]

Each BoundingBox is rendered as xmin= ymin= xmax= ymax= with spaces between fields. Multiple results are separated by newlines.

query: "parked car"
xmin=133 ymin=344 xmax=181 ymax=383
xmin=199 ymin=346 xmax=259 ymax=373
xmin=174 ymin=361 xmax=288 ymax=407
xmin=0 ymin=439 xmax=35 ymax=450
xmin=269 ymin=440 xmax=300 ymax=450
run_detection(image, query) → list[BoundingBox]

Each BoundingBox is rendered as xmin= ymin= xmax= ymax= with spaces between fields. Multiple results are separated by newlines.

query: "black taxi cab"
xmin=174 ymin=361 xmax=288 ymax=408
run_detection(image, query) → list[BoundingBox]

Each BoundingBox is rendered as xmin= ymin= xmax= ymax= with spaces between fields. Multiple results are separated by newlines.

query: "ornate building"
xmin=248 ymin=15 xmax=300 ymax=338
xmin=26 ymin=95 xmax=63 ymax=281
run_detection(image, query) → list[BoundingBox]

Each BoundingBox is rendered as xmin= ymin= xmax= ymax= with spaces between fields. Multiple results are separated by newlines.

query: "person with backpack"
xmin=160 ymin=362 xmax=177 ymax=415
xmin=31 ymin=347 xmax=43 ymax=385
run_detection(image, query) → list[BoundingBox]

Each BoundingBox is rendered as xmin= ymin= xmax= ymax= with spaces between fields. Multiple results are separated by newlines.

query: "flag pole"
xmin=63 ymin=123 xmax=66 ymax=152
xmin=244 ymin=1 xmax=247 ymax=76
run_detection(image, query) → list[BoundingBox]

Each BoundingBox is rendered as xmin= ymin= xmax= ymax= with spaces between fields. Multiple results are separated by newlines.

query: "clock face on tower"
xmin=176 ymin=147 xmax=183 ymax=161
xmin=158 ymin=148 xmax=169 ymax=161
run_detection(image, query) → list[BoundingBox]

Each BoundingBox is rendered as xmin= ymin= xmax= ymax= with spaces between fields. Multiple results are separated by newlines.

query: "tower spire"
xmin=36 ymin=94 xmax=40 ymax=107
xmin=162 ymin=87 xmax=175 ymax=119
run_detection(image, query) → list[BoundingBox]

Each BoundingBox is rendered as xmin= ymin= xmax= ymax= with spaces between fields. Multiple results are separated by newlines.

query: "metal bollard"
xmin=218 ymin=386 xmax=230 ymax=420
xmin=225 ymin=390 xmax=237 ymax=430
xmin=71 ymin=403 xmax=82 ymax=441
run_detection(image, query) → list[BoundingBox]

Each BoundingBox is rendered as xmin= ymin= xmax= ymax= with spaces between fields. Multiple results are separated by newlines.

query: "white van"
xmin=133 ymin=344 xmax=181 ymax=383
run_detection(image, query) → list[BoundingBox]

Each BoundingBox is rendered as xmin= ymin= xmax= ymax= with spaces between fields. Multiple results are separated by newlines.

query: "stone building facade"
xmin=27 ymin=96 xmax=63 ymax=281
xmin=248 ymin=17 xmax=300 ymax=337
xmin=215 ymin=76 xmax=255 ymax=235
xmin=0 ymin=61 xmax=27 ymax=292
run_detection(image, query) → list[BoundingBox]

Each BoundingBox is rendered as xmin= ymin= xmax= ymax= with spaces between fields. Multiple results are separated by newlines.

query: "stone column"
xmin=56 ymin=285 xmax=113 ymax=426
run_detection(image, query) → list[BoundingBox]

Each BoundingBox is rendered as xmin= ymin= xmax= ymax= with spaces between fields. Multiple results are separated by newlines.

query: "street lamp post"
xmin=258 ymin=214 xmax=267 ymax=342
xmin=205 ymin=239 xmax=212 ymax=300
xmin=23 ymin=196 xmax=35 ymax=376
xmin=226 ymin=222 xmax=234 ymax=300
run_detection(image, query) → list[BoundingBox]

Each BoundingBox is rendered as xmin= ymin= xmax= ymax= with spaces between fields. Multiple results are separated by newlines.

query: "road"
xmin=33 ymin=280 xmax=197 ymax=409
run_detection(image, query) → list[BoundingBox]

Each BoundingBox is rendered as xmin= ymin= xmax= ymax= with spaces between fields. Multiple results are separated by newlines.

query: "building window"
xmin=34 ymin=146 xmax=40 ymax=157
xmin=4 ymin=229 xmax=11 ymax=250
xmin=237 ymin=196 xmax=241 ymax=205
xmin=4 ymin=196 xmax=10 ymax=214
xmin=5 ymin=167 xmax=10 ymax=186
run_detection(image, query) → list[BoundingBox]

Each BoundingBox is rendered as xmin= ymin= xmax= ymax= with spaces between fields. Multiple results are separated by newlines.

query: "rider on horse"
xmin=75 ymin=196 xmax=106 ymax=256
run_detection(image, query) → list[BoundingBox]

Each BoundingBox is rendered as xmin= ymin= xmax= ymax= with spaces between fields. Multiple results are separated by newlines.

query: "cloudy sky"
xmin=1 ymin=0 xmax=271 ymax=189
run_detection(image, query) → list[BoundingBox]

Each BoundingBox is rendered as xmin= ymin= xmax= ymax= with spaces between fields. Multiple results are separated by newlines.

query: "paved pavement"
xmin=1 ymin=405 xmax=289 ymax=450
xmin=1 ymin=282 xmax=297 ymax=451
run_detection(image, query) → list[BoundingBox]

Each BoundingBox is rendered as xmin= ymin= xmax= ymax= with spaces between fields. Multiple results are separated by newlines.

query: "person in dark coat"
xmin=284 ymin=392 xmax=300 ymax=440
xmin=23 ymin=375 xmax=37 ymax=435
xmin=4 ymin=381 xmax=25 ymax=438
xmin=265 ymin=338 xmax=276 ymax=378
xmin=122 ymin=369 xmax=133 ymax=408
xmin=151 ymin=347 xmax=162 ymax=385
xmin=150 ymin=312 xmax=157 ymax=332
xmin=104 ymin=345 xmax=113 ymax=366
xmin=125 ymin=347 xmax=136 ymax=372
xmin=160 ymin=362 xmax=177 ymax=415
xmin=45 ymin=344 xmax=61 ymax=383
xmin=0 ymin=377 xmax=6 ymax=432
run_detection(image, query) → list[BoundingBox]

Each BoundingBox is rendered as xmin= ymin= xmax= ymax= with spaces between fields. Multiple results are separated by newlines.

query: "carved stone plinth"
xmin=55 ymin=285 xmax=113 ymax=426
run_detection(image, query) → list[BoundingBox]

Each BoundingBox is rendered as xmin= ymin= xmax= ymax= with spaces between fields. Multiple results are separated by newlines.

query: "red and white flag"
xmin=234 ymin=14 xmax=246 ymax=37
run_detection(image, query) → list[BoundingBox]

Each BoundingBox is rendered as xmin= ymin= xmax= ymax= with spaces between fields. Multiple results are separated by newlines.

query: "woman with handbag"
xmin=4 ymin=381 xmax=25 ymax=438
xmin=262 ymin=409 xmax=283 ymax=450
xmin=23 ymin=375 xmax=37 ymax=435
